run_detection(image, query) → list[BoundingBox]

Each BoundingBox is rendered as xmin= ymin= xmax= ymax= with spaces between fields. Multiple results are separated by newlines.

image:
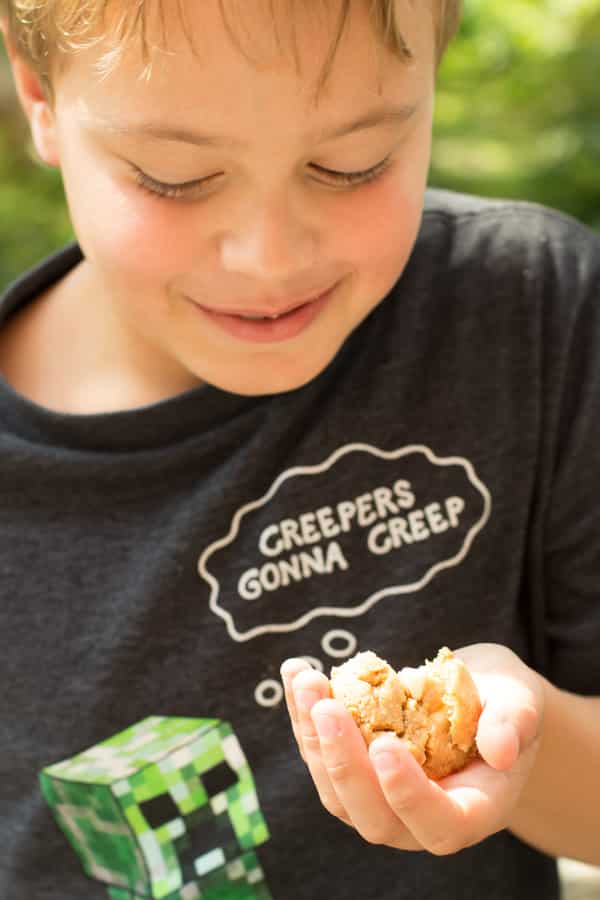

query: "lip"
xmin=189 ymin=283 xmax=338 ymax=344
xmin=201 ymin=284 xmax=336 ymax=319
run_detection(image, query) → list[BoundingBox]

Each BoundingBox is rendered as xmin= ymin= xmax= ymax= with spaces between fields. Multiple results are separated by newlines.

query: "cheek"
xmin=62 ymin=160 xmax=198 ymax=283
xmin=333 ymin=177 xmax=423 ymax=290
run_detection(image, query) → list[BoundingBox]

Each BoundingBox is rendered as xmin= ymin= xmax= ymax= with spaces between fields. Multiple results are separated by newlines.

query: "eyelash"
xmin=132 ymin=156 xmax=393 ymax=201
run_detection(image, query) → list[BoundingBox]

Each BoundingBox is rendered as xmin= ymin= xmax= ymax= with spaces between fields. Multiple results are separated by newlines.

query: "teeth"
xmin=240 ymin=313 xmax=281 ymax=320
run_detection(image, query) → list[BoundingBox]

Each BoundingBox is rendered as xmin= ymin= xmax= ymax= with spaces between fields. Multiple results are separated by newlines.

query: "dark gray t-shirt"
xmin=2 ymin=188 xmax=600 ymax=900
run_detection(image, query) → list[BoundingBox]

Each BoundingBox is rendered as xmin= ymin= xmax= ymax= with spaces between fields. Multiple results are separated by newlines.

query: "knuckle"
xmin=300 ymin=731 xmax=322 ymax=754
xmin=388 ymin=787 xmax=421 ymax=818
xmin=427 ymin=833 xmax=460 ymax=857
xmin=358 ymin=826 xmax=388 ymax=846
xmin=318 ymin=792 xmax=348 ymax=822
xmin=519 ymin=704 xmax=540 ymax=744
xmin=297 ymin=746 xmax=307 ymax=765
xmin=325 ymin=759 xmax=354 ymax=787
xmin=288 ymin=715 xmax=299 ymax=736
xmin=291 ymin=723 xmax=304 ymax=750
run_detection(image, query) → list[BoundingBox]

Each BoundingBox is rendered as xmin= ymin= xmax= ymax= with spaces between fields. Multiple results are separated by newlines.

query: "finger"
xmin=442 ymin=757 xmax=527 ymax=844
xmin=280 ymin=658 xmax=313 ymax=761
xmin=369 ymin=735 xmax=482 ymax=855
xmin=476 ymin=717 xmax=521 ymax=771
xmin=454 ymin=645 xmax=542 ymax=770
xmin=372 ymin=732 xmax=532 ymax=855
xmin=289 ymin=667 xmax=332 ymax=759
xmin=289 ymin=671 xmax=352 ymax=825
xmin=312 ymin=699 xmax=420 ymax=849
xmin=476 ymin=681 xmax=540 ymax=771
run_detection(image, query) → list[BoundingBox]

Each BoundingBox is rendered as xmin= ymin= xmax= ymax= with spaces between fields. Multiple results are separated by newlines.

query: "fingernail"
xmin=295 ymin=689 xmax=321 ymax=712
xmin=313 ymin=712 xmax=343 ymax=740
xmin=280 ymin=664 xmax=294 ymax=685
xmin=372 ymin=751 xmax=398 ymax=773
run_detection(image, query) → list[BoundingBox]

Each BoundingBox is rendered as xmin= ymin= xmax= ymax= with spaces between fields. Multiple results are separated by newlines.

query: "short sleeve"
xmin=539 ymin=213 xmax=600 ymax=693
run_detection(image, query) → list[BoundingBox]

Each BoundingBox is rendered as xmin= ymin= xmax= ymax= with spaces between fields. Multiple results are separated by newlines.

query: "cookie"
xmin=330 ymin=647 xmax=481 ymax=779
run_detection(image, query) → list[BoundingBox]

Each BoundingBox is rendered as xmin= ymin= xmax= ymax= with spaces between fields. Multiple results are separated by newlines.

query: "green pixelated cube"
xmin=106 ymin=850 xmax=273 ymax=900
xmin=40 ymin=717 xmax=271 ymax=899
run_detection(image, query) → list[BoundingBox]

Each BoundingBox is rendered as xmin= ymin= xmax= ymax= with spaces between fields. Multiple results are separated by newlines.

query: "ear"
xmin=1 ymin=20 xmax=60 ymax=167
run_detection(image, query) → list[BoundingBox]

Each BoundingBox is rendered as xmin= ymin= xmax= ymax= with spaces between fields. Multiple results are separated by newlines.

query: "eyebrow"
xmin=97 ymin=102 xmax=418 ymax=148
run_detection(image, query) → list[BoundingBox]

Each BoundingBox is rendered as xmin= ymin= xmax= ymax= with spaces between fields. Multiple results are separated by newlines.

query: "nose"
xmin=219 ymin=191 xmax=319 ymax=285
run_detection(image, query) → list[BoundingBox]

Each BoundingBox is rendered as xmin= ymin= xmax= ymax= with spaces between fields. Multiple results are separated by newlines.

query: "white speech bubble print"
xmin=322 ymin=630 xmax=358 ymax=659
xmin=254 ymin=679 xmax=284 ymax=708
xmin=198 ymin=443 xmax=491 ymax=643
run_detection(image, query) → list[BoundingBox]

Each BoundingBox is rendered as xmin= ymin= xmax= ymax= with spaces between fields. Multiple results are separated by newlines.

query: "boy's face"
xmin=16 ymin=0 xmax=436 ymax=400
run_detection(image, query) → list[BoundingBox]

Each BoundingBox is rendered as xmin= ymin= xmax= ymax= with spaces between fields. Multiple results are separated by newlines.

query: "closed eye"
xmin=131 ymin=155 xmax=393 ymax=201
xmin=314 ymin=156 xmax=393 ymax=186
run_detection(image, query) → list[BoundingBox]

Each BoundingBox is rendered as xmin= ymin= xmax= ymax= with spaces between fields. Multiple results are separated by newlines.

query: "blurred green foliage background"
xmin=1 ymin=0 xmax=599 ymax=290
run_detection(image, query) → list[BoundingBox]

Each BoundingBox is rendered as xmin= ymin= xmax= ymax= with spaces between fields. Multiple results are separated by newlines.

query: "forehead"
xmin=55 ymin=0 xmax=434 ymax=123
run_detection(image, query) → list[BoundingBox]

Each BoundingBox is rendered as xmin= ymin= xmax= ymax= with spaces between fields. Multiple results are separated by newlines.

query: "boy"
xmin=1 ymin=1 xmax=599 ymax=899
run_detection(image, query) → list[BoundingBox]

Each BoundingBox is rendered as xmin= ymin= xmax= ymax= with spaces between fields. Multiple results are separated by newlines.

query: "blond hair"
xmin=2 ymin=0 xmax=462 ymax=99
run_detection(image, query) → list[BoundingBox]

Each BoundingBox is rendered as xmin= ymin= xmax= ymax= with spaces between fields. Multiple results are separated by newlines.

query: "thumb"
xmin=455 ymin=645 xmax=544 ymax=772
xmin=476 ymin=686 xmax=541 ymax=771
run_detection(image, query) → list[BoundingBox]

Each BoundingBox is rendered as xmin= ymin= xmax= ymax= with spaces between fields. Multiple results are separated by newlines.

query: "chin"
xmin=210 ymin=351 xmax=336 ymax=398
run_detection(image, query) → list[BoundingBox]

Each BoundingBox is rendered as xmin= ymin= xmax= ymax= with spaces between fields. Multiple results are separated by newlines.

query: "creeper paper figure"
xmin=40 ymin=716 xmax=272 ymax=899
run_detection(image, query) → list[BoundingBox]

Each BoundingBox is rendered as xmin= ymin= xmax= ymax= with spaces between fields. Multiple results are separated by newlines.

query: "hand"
xmin=281 ymin=643 xmax=545 ymax=855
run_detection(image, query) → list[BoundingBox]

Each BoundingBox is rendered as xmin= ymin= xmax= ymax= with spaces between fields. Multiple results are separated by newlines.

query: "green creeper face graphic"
xmin=40 ymin=717 xmax=271 ymax=899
